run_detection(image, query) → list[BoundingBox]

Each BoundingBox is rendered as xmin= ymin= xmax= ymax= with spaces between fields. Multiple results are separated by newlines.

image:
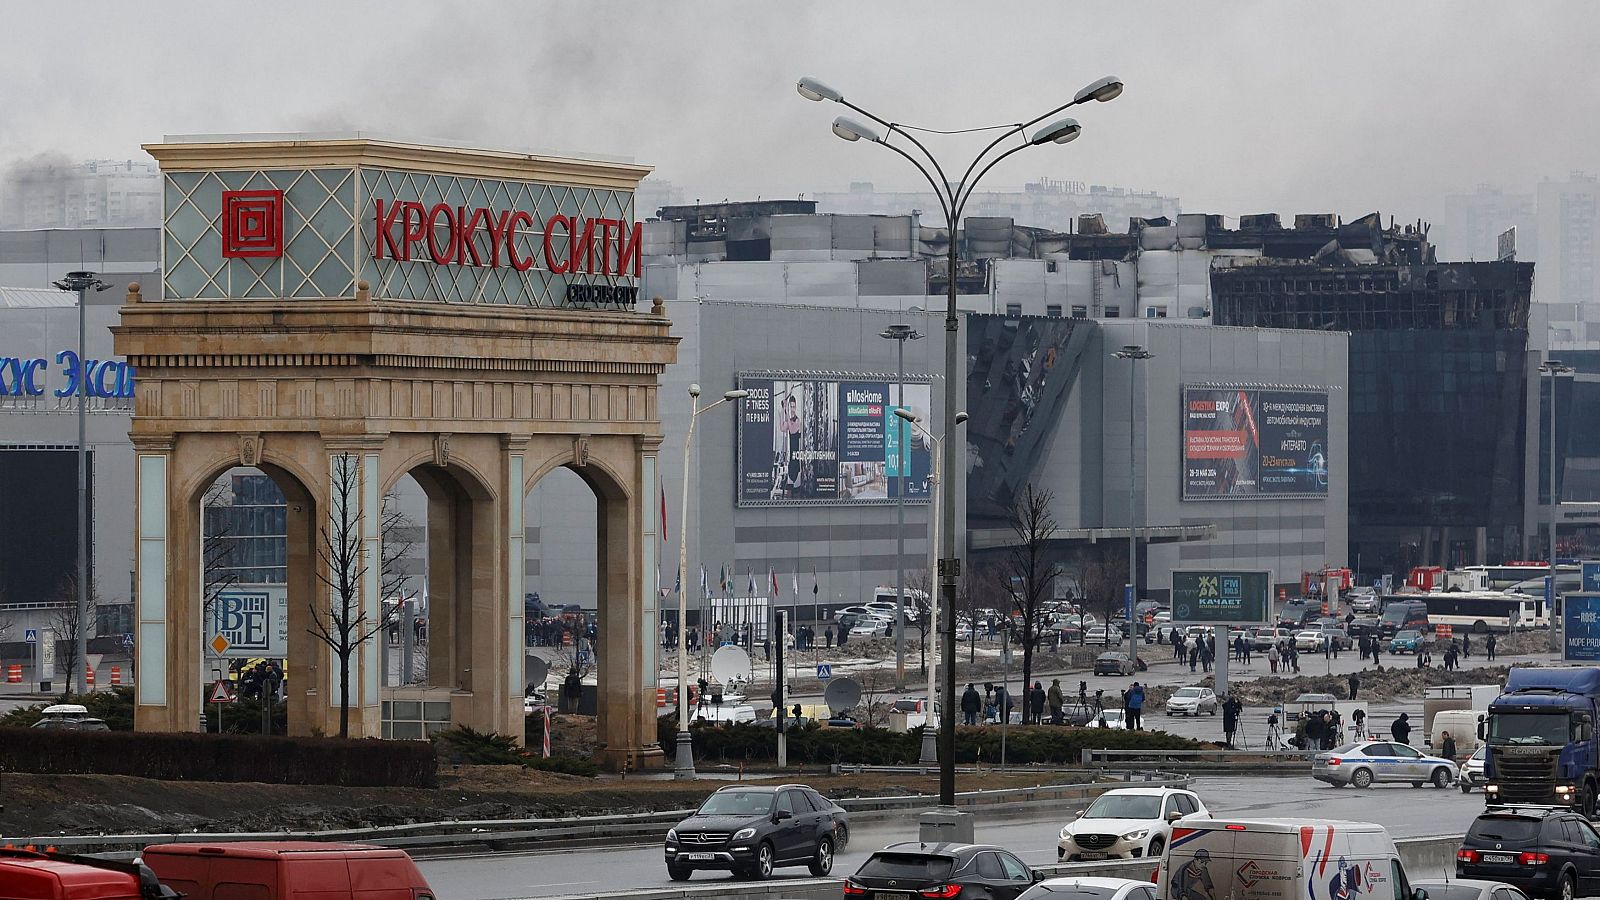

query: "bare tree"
xmin=1075 ymin=546 xmax=1130 ymax=630
xmin=308 ymin=453 xmax=382 ymax=738
xmin=904 ymin=569 xmax=935 ymax=675
xmin=996 ymin=484 xmax=1059 ymax=699
xmin=49 ymin=571 xmax=96 ymax=692
xmin=201 ymin=479 xmax=241 ymax=624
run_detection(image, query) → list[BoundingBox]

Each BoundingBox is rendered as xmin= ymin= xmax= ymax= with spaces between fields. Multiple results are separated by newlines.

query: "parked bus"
xmin=1463 ymin=563 xmax=1578 ymax=591
xmin=1421 ymin=591 xmax=1546 ymax=633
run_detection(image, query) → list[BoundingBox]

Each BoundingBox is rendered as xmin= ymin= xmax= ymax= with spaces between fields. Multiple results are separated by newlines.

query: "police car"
xmin=1312 ymin=740 xmax=1459 ymax=788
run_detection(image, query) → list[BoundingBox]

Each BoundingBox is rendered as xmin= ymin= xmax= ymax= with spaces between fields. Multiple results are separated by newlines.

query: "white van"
xmin=1157 ymin=818 xmax=1425 ymax=900
xmin=692 ymin=705 xmax=756 ymax=725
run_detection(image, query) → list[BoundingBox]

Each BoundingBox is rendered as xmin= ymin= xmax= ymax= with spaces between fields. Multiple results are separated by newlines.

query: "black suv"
xmin=1457 ymin=806 xmax=1600 ymax=899
xmin=844 ymin=842 xmax=1040 ymax=899
xmin=664 ymin=784 xmax=848 ymax=881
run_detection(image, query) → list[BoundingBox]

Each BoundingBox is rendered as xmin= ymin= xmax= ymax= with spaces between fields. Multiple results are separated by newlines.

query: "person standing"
xmin=1222 ymin=696 xmax=1243 ymax=747
xmin=1047 ymin=678 xmax=1064 ymax=726
xmin=1391 ymin=712 xmax=1413 ymax=745
xmin=961 ymin=683 xmax=981 ymax=726
xmin=825 ymin=625 xmax=835 ymax=649
xmin=1370 ymin=642 xmax=1381 ymax=669
xmin=1347 ymin=672 xmax=1360 ymax=701
xmin=1269 ymin=643 xmax=1280 ymax=674
xmin=1441 ymin=730 xmax=1458 ymax=762
xmin=1029 ymin=681 xmax=1046 ymax=725
xmin=1486 ymin=632 xmax=1498 ymax=661
xmin=1461 ymin=632 xmax=1471 ymax=659
xmin=1126 ymin=681 xmax=1145 ymax=730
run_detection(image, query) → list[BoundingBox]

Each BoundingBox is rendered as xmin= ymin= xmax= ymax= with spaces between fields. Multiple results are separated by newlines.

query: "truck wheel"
xmin=1432 ymin=767 xmax=1452 ymax=789
xmin=1352 ymin=768 xmax=1373 ymax=788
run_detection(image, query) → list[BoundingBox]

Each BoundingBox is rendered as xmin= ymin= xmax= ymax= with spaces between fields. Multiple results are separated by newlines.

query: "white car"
xmin=1091 ymin=708 xmax=1128 ymax=730
xmin=1293 ymin=629 xmax=1328 ymax=652
xmin=1083 ymin=625 xmax=1122 ymax=645
xmin=849 ymin=616 xmax=892 ymax=636
xmin=1165 ymin=686 xmax=1219 ymax=717
xmin=1020 ymin=876 xmax=1159 ymax=900
xmin=1459 ymin=745 xmax=1486 ymax=793
xmin=835 ymin=605 xmax=875 ymax=622
xmin=1057 ymin=787 xmax=1210 ymax=860
xmin=865 ymin=600 xmax=918 ymax=623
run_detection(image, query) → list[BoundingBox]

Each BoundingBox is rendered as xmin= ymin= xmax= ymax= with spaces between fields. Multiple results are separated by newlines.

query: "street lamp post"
xmin=1541 ymin=359 xmax=1574 ymax=644
xmin=799 ymin=72 xmax=1123 ymax=808
xmin=52 ymin=270 xmax=110 ymax=695
xmin=897 ymin=408 xmax=967 ymax=764
xmin=674 ymin=383 xmax=748 ymax=779
xmin=1113 ymin=345 xmax=1152 ymax=671
xmin=882 ymin=323 xmax=922 ymax=689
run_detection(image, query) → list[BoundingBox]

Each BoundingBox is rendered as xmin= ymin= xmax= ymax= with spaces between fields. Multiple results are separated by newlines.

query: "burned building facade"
xmin=1209 ymin=218 xmax=1536 ymax=578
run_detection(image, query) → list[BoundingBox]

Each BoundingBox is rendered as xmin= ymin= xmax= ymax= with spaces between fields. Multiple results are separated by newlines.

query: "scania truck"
xmin=1484 ymin=666 xmax=1600 ymax=815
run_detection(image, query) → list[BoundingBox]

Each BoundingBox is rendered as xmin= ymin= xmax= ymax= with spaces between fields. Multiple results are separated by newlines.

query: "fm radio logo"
xmin=222 ymin=190 xmax=285 ymax=258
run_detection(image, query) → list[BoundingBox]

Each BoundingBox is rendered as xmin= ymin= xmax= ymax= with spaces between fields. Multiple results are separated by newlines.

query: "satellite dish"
xmin=824 ymin=676 xmax=862 ymax=716
xmin=710 ymin=645 xmax=751 ymax=686
xmin=525 ymin=655 xmax=550 ymax=689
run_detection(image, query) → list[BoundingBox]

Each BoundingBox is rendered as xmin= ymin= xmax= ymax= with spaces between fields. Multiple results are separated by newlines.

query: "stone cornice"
xmin=142 ymin=138 xmax=651 ymax=192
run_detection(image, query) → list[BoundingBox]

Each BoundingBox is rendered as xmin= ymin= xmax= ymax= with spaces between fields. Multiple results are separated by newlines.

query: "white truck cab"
xmin=1157 ymin=818 xmax=1425 ymax=900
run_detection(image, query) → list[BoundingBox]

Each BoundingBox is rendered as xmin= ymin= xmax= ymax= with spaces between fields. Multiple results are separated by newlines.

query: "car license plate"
xmin=1078 ymin=851 xmax=1108 ymax=860
xmin=873 ymin=894 xmax=914 ymax=900
xmin=1481 ymin=853 xmax=1515 ymax=864
xmin=687 ymin=852 xmax=715 ymax=861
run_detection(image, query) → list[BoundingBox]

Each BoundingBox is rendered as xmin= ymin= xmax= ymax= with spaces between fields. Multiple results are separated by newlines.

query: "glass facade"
xmin=203 ymin=472 xmax=287 ymax=584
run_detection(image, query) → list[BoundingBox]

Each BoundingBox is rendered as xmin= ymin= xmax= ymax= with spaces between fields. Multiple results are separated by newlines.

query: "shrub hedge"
xmin=433 ymin=725 xmax=599 ymax=777
xmin=656 ymin=715 xmax=1202 ymax=765
xmin=0 ymin=727 xmax=438 ymax=787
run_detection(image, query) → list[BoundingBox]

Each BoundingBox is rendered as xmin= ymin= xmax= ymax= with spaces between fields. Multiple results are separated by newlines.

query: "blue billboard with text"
xmin=1171 ymin=570 xmax=1272 ymax=624
xmin=1564 ymin=592 xmax=1600 ymax=662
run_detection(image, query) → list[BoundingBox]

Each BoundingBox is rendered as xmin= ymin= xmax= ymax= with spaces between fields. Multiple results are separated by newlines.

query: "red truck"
xmin=0 ymin=843 xmax=434 ymax=900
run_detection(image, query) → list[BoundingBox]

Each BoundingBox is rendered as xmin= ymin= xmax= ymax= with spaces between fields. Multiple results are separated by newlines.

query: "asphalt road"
xmin=416 ymin=774 xmax=1487 ymax=899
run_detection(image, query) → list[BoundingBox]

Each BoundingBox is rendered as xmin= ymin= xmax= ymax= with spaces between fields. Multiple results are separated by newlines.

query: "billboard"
xmin=1182 ymin=386 xmax=1329 ymax=499
xmin=1565 ymin=592 xmax=1600 ymax=662
xmin=737 ymin=374 xmax=931 ymax=506
xmin=1170 ymin=570 xmax=1272 ymax=624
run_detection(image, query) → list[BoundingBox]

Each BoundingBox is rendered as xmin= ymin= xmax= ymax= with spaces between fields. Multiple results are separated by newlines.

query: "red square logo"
xmin=222 ymin=189 xmax=284 ymax=258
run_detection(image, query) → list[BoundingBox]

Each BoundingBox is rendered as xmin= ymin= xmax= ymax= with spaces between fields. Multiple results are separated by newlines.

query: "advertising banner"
xmin=1564 ymin=592 xmax=1600 ymax=662
xmin=1182 ymin=387 xmax=1329 ymax=499
xmin=738 ymin=374 xmax=930 ymax=506
xmin=1170 ymin=570 xmax=1272 ymax=624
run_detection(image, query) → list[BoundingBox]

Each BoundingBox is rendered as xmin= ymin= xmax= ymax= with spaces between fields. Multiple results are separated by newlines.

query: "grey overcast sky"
xmin=2 ymin=1 xmax=1596 ymax=223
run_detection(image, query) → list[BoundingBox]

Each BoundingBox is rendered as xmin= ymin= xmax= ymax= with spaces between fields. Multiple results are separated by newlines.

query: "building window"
xmin=1046 ymin=261 xmax=1058 ymax=273
xmin=1146 ymin=307 xmax=1168 ymax=318
xmin=1104 ymin=306 xmax=1120 ymax=318
xmin=1005 ymin=303 xmax=1023 ymax=318
xmin=1071 ymin=305 xmax=1088 ymax=319
xmin=1046 ymin=304 xmax=1062 ymax=317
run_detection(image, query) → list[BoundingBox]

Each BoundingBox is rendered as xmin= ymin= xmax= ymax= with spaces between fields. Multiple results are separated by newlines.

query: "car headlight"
xmin=1061 ymin=826 xmax=1073 ymax=840
xmin=1123 ymin=829 xmax=1150 ymax=841
xmin=732 ymin=827 xmax=757 ymax=841
xmin=666 ymin=828 xmax=677 ymax=842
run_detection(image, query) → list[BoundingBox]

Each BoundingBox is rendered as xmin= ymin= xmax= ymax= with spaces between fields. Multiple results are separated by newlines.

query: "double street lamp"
xmin=52 ymin=270 xmax=111 ymax=695
xmin=1113 ymin=345 xmax=1152 ymax=670
xmin=674 ymin=383 xmax=748 ymax=779
xmin=1540 ymin=359 xmax=1575 ymax=640
xmin=881 ymin=323 xmax=923 ymax=689
xmin=799 ymin=73 xmax=1124 ymax=806
xmin=895 ymin=407 xmax=966 ymax=764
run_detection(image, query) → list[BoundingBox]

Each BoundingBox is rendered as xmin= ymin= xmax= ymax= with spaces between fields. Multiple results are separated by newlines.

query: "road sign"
xmin=208 ymin=679 xmax=235 ymax=703
xmin=1583 ymin=561 xmax=1600 ymax=593
xmin=23 ymin=629 xmax=37 ymax=643
xmin=209 ymin=633 xmax=231 ymax=656
xmin=816 ymin=664 xmax=832 ymax=680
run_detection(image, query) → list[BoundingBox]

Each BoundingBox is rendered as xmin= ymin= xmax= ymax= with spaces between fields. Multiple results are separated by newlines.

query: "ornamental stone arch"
xmin=114 ymin=136 xmax=676 ymax=768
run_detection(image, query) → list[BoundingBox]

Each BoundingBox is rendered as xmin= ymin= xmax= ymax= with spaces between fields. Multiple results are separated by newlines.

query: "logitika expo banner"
xmin=1182 ymin=386 xmax=1329 ymax=499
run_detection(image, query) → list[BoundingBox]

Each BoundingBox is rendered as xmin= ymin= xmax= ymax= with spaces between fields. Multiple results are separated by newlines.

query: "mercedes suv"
xmin=664 ymin=784 xmax=848 ymax=881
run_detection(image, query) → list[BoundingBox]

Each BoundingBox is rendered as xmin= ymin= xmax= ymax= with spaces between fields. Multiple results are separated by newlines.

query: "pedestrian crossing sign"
xmin=816 ymin=664 xmax=832 ymax=680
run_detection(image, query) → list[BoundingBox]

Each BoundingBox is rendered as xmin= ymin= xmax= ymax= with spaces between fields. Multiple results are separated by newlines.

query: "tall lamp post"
xmin=799 ymin=72 xmax=1123 ymax=808
xmin=1113 ymin=345 xmax=1152 ymax=671
xmin=882 ymin=323 xmax=923 ymax=689
xmin=674 ymin=383 xmax=748 ymax=779
xmin=896 ymin=408 xmax=966 ymax=764
xmin=1540 ymin=359 xmax=1574 ymax=640
xmin=52 ymin=270 xmax=110 ymax=694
